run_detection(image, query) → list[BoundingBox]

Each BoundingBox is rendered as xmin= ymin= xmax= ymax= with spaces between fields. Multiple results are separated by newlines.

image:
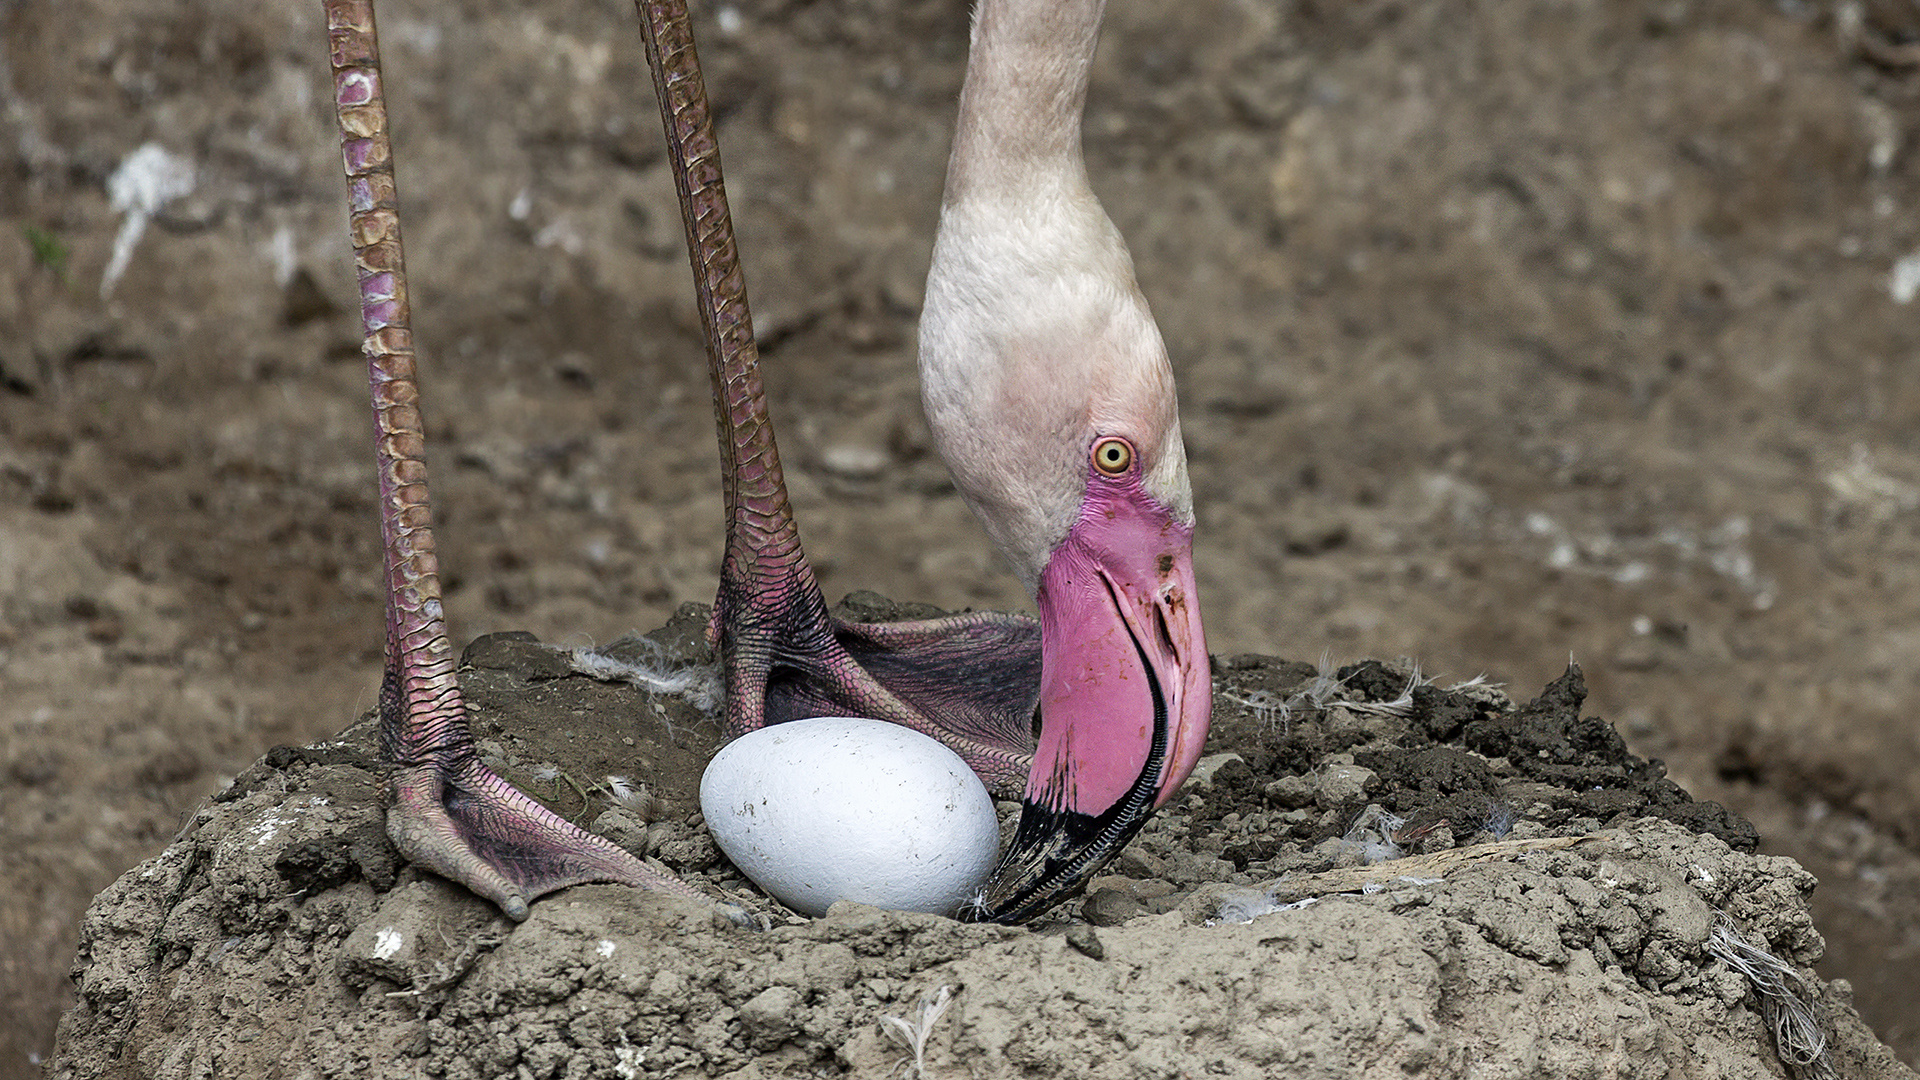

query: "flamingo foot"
xmin=716 ymin=574 xmax=1042 ymax=799
xmin=379 ymin=673 xmax=750 ymax=925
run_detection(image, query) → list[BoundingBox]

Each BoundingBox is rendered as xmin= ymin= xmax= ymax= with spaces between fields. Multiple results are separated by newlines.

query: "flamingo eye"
xmin=1091 ymin=437 xmax=1134 ymax=476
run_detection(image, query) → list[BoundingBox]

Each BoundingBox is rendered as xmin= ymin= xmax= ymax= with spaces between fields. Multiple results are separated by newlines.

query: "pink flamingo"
xmin=321 ymin=0 xmax=1208 ymax=924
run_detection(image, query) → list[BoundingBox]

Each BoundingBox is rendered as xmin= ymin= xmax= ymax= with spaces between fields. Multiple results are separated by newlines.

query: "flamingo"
xmin=321 ymin=0 xmax=1208 ymax=925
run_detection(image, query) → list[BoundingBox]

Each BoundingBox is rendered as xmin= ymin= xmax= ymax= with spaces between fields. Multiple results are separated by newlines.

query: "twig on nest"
xmin=1263 ymin=834 xmax=1602 ymax=904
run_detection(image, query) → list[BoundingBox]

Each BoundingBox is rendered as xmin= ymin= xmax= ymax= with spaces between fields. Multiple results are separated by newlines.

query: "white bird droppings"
xmin=102 ymin=143 xmax=196 ymax=298
xmin=613 ymin=1033 xmax=644 ymax=1079
xmin=372 ymin=927 xmax=404 ymax=961
xmin=265 ymin=225 xmax=297 ymax=288
xmin=1891 ymin=251 xmax=1920 ymax=304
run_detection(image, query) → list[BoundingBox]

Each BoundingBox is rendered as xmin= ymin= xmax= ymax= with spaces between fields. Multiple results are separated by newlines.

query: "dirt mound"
xmin=50 ymin=606 xmax=1912 ymax=1078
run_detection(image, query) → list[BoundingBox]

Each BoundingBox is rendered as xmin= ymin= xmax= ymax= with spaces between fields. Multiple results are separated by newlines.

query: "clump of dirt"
xmin=50 ymin=602 xmax=1913 ymax=1079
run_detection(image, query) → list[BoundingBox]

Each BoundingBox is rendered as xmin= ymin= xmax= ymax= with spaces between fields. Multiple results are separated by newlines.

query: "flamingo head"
xmin=920 ymin=194 xmax=1211 ymax=921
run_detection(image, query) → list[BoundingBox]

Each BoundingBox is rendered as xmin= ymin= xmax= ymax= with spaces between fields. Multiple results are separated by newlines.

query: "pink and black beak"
xmin=973 ymin=446 xmax=1210 ymax=923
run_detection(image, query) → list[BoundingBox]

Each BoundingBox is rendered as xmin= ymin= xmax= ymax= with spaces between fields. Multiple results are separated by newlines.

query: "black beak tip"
xmin=962 ymin=796 xmax=1155 ymax=924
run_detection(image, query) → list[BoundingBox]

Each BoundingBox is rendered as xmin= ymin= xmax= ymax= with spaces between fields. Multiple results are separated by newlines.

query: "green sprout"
xmin=25 ymin=224 xmax=70 ymax=283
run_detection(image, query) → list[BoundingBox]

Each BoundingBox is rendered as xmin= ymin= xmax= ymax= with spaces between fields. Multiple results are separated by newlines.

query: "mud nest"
xmin=51 ymin=598 xmax=1912 ymax=1079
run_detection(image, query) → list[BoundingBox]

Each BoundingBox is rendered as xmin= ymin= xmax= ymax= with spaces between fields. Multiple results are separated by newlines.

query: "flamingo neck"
xmin=944 ymin=0 xmax=1106 ymax=202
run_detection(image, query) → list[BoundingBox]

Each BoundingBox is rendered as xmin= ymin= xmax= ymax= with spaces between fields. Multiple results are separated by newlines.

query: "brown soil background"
xmin=5 ymin=0 xmax=1920 ymax=1072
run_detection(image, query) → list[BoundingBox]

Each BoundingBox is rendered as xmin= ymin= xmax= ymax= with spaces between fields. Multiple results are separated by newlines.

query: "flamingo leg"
xmin=326 ymin=0 xmax=728 ymax=923
xmin=637 ymin=0 xmax=1044 ymax=798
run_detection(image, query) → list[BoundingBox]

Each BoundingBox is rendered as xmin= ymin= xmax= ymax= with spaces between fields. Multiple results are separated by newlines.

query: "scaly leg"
xmin=327 ymin=0 xmax=723 ymax=922
xmin=635 ymin=0 xmax=1044 ymax=796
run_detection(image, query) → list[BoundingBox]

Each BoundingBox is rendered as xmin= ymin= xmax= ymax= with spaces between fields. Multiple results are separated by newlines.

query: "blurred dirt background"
xmin=5 ymin=0 xmax=1920 ymax=1072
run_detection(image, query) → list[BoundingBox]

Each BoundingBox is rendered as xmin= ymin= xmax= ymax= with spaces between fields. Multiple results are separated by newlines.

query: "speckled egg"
xmin=699 ymin=716 xmax=1001 ymax=917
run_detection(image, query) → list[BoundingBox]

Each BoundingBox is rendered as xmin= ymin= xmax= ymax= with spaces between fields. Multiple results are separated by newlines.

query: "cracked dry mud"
xmin=49 ymin=603 xmax=1916 ymax=1079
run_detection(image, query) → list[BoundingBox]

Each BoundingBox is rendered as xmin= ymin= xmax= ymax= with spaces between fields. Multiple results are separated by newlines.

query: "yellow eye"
xmin=1091 ymin=437 xmax=1134 ymax=476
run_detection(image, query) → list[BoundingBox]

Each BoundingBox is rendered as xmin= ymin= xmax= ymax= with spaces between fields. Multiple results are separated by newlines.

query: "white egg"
xmin=699 ymin=716 xmax=1001 ymax=917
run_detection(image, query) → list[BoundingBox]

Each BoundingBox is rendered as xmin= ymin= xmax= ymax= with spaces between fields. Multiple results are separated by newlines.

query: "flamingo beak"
xmin=972 ymin=475 xmax=1210 ymax=923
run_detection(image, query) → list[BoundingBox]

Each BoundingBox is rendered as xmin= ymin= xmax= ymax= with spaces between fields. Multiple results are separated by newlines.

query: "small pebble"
xmin=1065 ymin=924 xmax=1106 ymax=960
xmin=1082 ymin=888 xmax=1144 ymax=927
